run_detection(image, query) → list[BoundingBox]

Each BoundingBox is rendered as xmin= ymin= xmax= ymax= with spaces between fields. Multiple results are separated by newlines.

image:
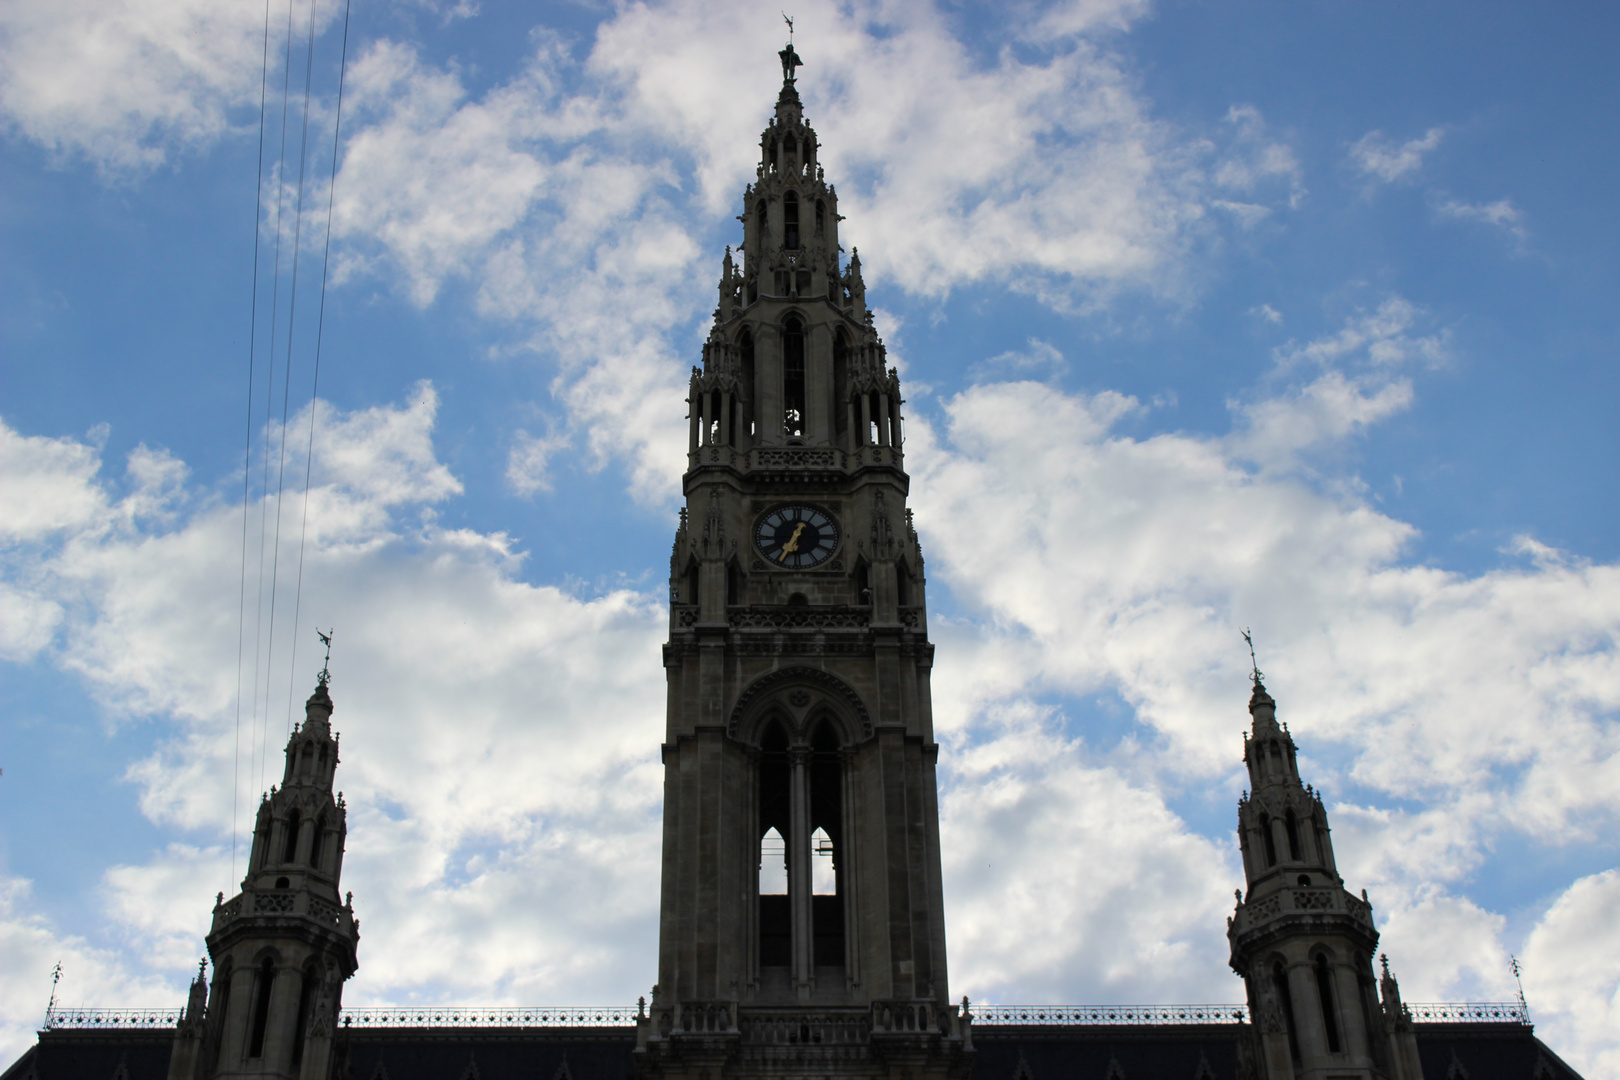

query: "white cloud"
xmin=1437 ymin=197 xmax=1529 ymax=243
xmin=942 ymin=701 xmax=1236 ymax=1003
xmin=0 ymin=387 xmax=670 ymax=1029
xmin=1350 ymin=126 xmax=1445 ymax=183
xmin=969 ymin=338 xmax=1069 ymax=382
xmin=505 ymin=427 xmax=571 ymax=496
xmin=0 ymin=0 xmax=336 ymax=172
xmin=906 ymin=306 xmax=1620 ymax=1061
xmin=1524 ymin=870 xmax=1620 ymax=1077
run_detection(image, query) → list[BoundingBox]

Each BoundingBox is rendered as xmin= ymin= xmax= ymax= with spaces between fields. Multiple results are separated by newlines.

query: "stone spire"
xmin=1227 ymin=674 xmax=1414 ymax=1079
xmin=169 ymin=664 xmax=359 ymax=1080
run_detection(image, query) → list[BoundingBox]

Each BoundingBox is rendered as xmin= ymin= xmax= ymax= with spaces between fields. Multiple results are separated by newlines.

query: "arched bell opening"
xmin=808 ymin=719 xmax=846 ymax=974
xmin=757 ymin=721 xmax=792 ymax=973
xmin=738 ymin=328 xmax=756 ymax=441
xmin=782 ymin=317 xmax=806 ymax=440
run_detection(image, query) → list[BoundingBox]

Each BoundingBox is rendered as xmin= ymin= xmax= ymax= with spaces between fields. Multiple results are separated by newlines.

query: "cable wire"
xmin=233 ymin=0 xmax=276 ymax=887
xmin=285 ymin=0 xmax=354 ymax=717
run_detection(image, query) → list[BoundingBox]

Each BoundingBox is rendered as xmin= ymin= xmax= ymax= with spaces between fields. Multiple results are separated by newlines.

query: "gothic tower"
xmin=1227 ymin=676 xmax=1421 ymax=1080
xmin=169 ymin=674 xmax=360 ymax=1080
xmin=635 ymin=41 xmax=970 ymax=1080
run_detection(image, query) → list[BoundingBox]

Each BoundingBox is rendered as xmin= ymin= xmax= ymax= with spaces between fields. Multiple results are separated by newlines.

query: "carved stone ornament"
xmin=727 ymin=666 xmax=873 ymax=743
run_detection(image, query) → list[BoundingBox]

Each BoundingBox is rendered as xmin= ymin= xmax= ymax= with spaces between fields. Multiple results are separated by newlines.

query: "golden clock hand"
xmin=778 ymin=521 xmax=808 ymax=561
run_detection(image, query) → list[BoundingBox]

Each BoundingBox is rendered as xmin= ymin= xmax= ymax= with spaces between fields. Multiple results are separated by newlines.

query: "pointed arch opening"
xmin=782 ymin=318 xmax=806 ymax=439
xmin=739 ymin=329 xmax=756 ymax=439
xmin=809 ymin=720 xmax=845 ymax=970
xmin=1272 ymin=960 xmax=1301 ymax=1063
xmin=311 ymin=814 xmax=327 ymax=870
xmin=1285 ymin=808 xmax=1302 ymax=861
xmin=755 ymin=200 xmax=767 ymax=240
xmin=833 ymin=331 xmax=849 ymax=438
xmin=283 ymin=809 xmax=301 ymax=863
xmin=783 ymin=192 xmax=800 ymax=250
xmin=1259 ymin=812 xmax=1278 ymax=866
xmin=291 ymin=966 xmax=318 ymax=1065
xmin=246 ymin=958 xmax=276 ymax=1060
xmin=816 ymin=199 xmax=826 ymax=236
xmin=1314 ymin=954 xmax=1342 ymax=1053
xmin=757 ymin=720 xmax=791 ymax=970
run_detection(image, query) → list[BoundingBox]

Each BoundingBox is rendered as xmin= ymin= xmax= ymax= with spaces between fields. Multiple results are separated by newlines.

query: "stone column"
xmin=789 ymin=747 xmax=813 ymax=998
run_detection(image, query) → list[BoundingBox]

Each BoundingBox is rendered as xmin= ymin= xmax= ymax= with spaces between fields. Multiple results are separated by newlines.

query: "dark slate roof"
xmin=1 ymin=1031 xmax=174 ymax=1080
xmin=1414 ymin=1024 xmax=1585 ymax=1080
xmin=338 ymin=1027 xmax=634 ymax=1080
xmin=971 ymin=1024 xmax=1236 ymax=1080
xmin=2 ymin=1021 xmax=1587 ymax=1080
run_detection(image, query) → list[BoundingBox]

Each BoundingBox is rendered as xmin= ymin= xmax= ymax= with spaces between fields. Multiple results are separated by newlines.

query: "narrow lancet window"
xmin=783 ymin=319 xmax=805 ymax=438
xmin=1285 ymin=809 xmax=1302 ymax=861
xmin=758 ymin=723 xmax=791 ymax=969
xmin=1260 ymin=812 xmax=1277 ymax=866
xmin=247 ymin=959 xmax=275 ymax=1059
xmin=283 ymin=809 xmax=301 ymax=863
xmin=783 ymin=192 xmax=800 ymax=250
xmin=759 ymin=827 xmax=787 ymax=895
xmin=1315 ymin=955 xmax=1342 ymax=1052
xmin=1273 ymin=961 xmax=1301 ymax=1062
xmin=812 ymin=827 xmax=836 ymax=895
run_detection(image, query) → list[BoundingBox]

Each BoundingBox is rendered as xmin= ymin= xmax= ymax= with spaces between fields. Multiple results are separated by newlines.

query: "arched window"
xmin=726 ymin=560 xmax=743 ymax=607
xmin=1272 ymin=961 xmax=1301 ymax=1063
xmin=783 ymin=192 xmax=800 ymax=250
xmin=1285 ymin=809 xmax=1302 ymax=861
xmin=768 ymin=140 xmax=778 ymax=172
xmin=755 ymin=200 xmax=767 ymax=239
xmin=1314 ymin=955 xmax=1342 ymax=1052
xmin=739 ymin=330 xmax=756 ymax=438
xmin=247 ymin=959 xmax=276 ymax=1059
xmin=310 ymin=815 xmax=327 ymax=870
xmin=782 ymin=318 xmax=805 ymax=438
xmin=816 ymin=199 xmax=826 ymax=235
xmin=255 ymin=816 xmax=272 ymax=869
xmin=291 ymin=968 xmax=317 ymax=1065
xmin=685 ymin=560 xmax=700 ymax=607
xmin=283 ymin=809 xmax=301 ymax=863
xmin=811 ymin=827 xmax=836 ymax=895
xmin=833 ymin=331 xmax=849 ymax=437
xmin=759 ymin=827 xmax=787 ymax=895
xmin=757 ymin=722 xmax=791 ymax=969
xmin=896 ymin=558 xmax=912 ymax=607
xmin=853 ymin=560 xmax=871 ymax=605
xmin=1259 ymin=812 xmax=1277 ymax=866
xmin=809 ymin=721 xmax=845 ymax=970
xmin=803 ymin=137 xmax=814 ymax=166
xmin=784 ymin=134 xmax=797 ymax=159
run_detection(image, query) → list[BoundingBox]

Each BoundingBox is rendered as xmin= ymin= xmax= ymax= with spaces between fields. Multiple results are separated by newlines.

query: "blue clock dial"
xmin=755 ymin=505 xmax=839 ymax=569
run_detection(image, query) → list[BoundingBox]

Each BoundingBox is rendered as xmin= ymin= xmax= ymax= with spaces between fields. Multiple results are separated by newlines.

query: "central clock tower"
xmin=636 ymin=44 xmax=969 ymax=1080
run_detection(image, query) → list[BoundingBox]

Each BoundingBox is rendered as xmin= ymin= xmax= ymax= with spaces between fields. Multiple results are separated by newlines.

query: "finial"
xmin=1241 ymin=627 xmax=1263 ymax=686
xmin=317 ymin=628 xmax=334 ymax=688
xmin=1380 ymin=953 xmax=1390 ymax=977
xmin=197 ymin=957 xmax=208 ymax=981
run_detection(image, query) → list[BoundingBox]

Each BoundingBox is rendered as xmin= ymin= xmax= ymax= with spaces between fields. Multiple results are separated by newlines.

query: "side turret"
xmin=1227 ymin=673 xmax=1406 ymax=1080
xmin=169 ymin=672 xmax=359 ymax=1080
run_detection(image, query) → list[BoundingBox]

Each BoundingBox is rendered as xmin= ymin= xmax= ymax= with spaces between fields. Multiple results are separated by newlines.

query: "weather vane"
xmin=317 ymin=628 xmax=334 ymax=687
xmin=1241 ymin=628 xmax=1263 ymax=685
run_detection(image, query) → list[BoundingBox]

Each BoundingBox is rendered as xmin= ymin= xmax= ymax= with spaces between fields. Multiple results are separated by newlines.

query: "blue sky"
xmin=2 ymin=0 xmax=1618 ymax=1073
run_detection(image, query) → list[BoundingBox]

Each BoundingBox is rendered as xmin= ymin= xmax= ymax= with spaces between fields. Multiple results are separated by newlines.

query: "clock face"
xmin=755 ymin=505 xmax=839 ymax=569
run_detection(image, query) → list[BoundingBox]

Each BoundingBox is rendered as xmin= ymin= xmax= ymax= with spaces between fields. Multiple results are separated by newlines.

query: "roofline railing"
xmin=41 ymin=1001 xmax=1530 ymax=1031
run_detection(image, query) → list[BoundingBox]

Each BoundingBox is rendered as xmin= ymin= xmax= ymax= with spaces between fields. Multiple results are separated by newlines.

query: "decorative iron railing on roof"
xmin=337 ymin=1007 xmax=639 ymax=1028
xmin=45 ymin=1009 xmax=182 ymax=1030
xmin=972 ymin=1005 xmax=1247 ymax=1026
xmin=40 ymin=1000 xmax=1530 ymax=1032
xmin=1404 ymin=1002 xmax=1529 ymax=1024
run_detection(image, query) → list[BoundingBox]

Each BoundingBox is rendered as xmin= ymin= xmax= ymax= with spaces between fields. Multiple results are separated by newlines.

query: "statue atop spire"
xmin=778 ymin=14 xmax=803 ymax=84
